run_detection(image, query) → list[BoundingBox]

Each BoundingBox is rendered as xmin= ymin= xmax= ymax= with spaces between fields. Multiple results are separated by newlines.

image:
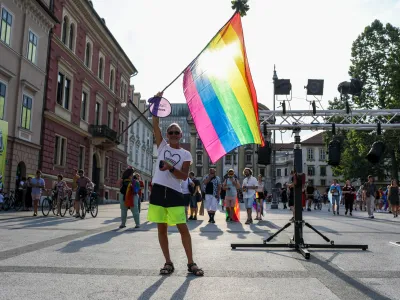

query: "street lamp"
xmin=271 ymin=66 xmax=278 ymax=209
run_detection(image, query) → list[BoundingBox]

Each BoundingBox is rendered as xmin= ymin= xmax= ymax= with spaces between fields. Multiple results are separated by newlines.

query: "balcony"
xmin=196 ymin=160 xmax=203 ymax=167
xmin=89 ymin=125 xmax=119 ymax=149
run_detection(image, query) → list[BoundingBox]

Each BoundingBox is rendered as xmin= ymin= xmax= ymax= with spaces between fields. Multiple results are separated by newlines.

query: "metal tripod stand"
xmin=231 ymin=128 xmax=368 ymax=259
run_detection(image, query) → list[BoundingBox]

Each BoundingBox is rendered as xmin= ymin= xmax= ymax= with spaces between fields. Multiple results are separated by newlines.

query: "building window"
xmin=196 ymin=154 xmax=202 ymax=163
xmin=135 ymin=146 xmax=139 ymax=164
xmin=307 ymin=166 xmax=315 ymax=176
xmin=98 ymin=57 xmax=104 ymax=80
xmin=277 ymin=169 xmax=281 ymax=177
xmin=109 ymin=69 xmax=114 ymax=91
xmin=57 ymin=72 xmax=71 ymax=110
xmin=107 ymin=110 xmax=112 ymax=128
xmin=119 ymin=119 xmax=125 ymax=143
xmin=196 ymin=138 xmax=202 ymax=149
xmin=1 ymin=8 xmax=12 ymax=45
xmin=0 ymin=82 xmax=6 ymax=119
xmin=78 ymin=146 xmax=85 ymax=170
xmin=320 ymin=166 xmax=326 ymax=176
xmin=21 ymin=95 xmax=32 ymax=130
xmin=81 ymin=91 xmax=87 ymax=121
xmin=85 ymin=42 xmax=91 ymax=68
xmin=319 ymin=148 xmax=326 ymax=161
xmin=54 ymin=135 xmax=67 ymax=166
xmin=233 ymin=154 xmax=237 ymax=165
xmin=118 ymin=162 xmax=122 ymax=178
xmin=225 ymin=154 xmax=231 ymax=165
xmin=246 ymin=154 xmax=252 ymax=163
xmin=259 ymin=168 xmax=265 ymax=177
xmin=27 ymin=31 xmax=38 ymax=64
xmin=105 ymin=156 xmax=109 ymax=177
xmin=95 ymin=102 xmax=101 ymax=125
xmin=68 ymin=23 xmax=74 ymax=50
xmin=309 ymin=179 xmax=314 ymax=186
xmin=321 ymin=179 xmax=326 ymax=186
xmin=104 ymin=191 xmax=109 ymax=200
xmin=61 ymin=16 xmax=68 ymax=44
xmin=307 ymin=148 xmax=314 ymax=161
xmin=285 ymin=168 xmax=288 ymax=176
xmin=141 ymin=152 xmax=144 ymax=167
xmin=196 ymin=167 xmax=202 ymax=177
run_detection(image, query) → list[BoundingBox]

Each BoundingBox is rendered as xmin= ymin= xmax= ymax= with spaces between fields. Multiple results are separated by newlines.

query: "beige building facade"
xmin=0 ymin=0 xmax=57 ymax=190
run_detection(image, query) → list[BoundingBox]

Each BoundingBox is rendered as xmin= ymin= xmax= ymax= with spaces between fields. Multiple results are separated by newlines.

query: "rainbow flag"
xmin=183 ymin=13 xmax=263 ymax=163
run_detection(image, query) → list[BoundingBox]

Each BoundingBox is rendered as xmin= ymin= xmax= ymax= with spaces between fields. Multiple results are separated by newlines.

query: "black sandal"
xmin=160 ymin=262 xmax=174 ymax=275
xmin=187 ymin=263 xmax=204 ymax=276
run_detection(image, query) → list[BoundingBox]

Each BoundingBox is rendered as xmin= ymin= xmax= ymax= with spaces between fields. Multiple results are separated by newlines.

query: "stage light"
xmin=366 ymin=141 xmax=385 ymax=164
xmin=274 ymin=79 xmax=291 ymax=95
xmin=305 ymin=79 xmax=324 ymax=96
xmin=328 ymin=139 xmax=341 ymax=166
xmin=337 ymin=78 xmax=363 ymax=96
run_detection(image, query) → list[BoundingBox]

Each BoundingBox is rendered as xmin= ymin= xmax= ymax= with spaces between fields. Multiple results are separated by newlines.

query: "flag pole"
xmin=161 ymin=11 xmax=238 ymax=92
xmin=116 ymin=12 xmax=238 ymax=142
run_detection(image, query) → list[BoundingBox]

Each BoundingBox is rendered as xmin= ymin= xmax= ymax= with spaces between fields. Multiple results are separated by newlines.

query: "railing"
xmin=89 ymin=125 xmax=118 ymax=142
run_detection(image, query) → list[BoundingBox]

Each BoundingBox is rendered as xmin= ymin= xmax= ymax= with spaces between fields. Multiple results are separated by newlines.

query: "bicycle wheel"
xmin=59 ymin=198 xmax=67 ymax=217
xmin=90 ymin=195 xmax=98 ymax=218
xmin=41 ymin=197 xmax=51 ymax=216
xmin=80 ymin=199 xmax=86 ymax=219
xmin=51 ymin=198 xmax=58 ymax=215
xmin=68 ymin=200 xmax=75 ymax=216
xmin=3 ymin=197 xmax=10 ymax=211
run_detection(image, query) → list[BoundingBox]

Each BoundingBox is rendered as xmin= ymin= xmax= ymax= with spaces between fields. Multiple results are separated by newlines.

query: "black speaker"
xmin=366 ymin=141 xmax=385 ymax=164
xmin=328 ymin=139 xmax=341 ymax=166
xmin=258 ymin=142 xmax=271 ymax=165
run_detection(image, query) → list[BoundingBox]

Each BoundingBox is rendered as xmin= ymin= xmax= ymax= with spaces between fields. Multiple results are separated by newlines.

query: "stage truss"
xmin=259 ymin=109 xmax=400 ymax=130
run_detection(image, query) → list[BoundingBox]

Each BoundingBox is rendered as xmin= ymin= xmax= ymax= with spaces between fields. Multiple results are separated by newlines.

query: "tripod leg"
xmin=265 ymin=222 xmax=292 ymax=242
xmin=304 ymin=222 xmax=331 ymax=243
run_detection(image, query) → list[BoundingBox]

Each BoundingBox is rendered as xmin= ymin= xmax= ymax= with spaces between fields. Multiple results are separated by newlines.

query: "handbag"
xmin=199 ymin=200 xmax=204 ymax=216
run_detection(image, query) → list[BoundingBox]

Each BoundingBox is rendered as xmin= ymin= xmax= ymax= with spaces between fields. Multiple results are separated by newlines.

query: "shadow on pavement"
xmin=227 ymin=221 xmax=247 ymax=239
xmin=137 ymin=276 xmax=168 ymax=300
xmin=170 ymin=275 xmax=201 ymax=299
xmin=4 ymin=216 xmax=79 ymax=229
xmin=57 ymin=229 xmax=122 ymax=253
xmin=199 ymin=223 xmax=224 ymax=240
xmin=310 ymin=254 xmax=391 ymax=300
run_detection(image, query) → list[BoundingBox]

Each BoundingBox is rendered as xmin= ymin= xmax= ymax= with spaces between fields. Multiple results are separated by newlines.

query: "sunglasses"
xmin=168 ymin=131 xmax=180 ymax=135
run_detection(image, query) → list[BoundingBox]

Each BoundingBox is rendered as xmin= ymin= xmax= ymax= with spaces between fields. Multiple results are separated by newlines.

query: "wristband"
xmin=169 ymin=167 xmax=175 ymax=173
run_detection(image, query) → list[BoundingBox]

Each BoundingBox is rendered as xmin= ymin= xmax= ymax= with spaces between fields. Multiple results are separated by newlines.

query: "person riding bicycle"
xmin=74 ymin=169 xmax=92 ymax=218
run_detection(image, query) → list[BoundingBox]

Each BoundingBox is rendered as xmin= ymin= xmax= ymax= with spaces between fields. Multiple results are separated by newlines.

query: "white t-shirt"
xmin=256 ymin=181 xmax=265 ymax=192
xmin=152 ymin=139 xmax=192 ymax=193
xmin=181 ymin=178 xmax=193 ymax=194
xmin=242 ymin=176 xmax=258 ymax=198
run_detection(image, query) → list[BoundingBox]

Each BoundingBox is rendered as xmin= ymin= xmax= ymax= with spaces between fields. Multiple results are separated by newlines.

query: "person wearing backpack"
xmin=119 ymin=168 xmax=140 ymax=229
xmin=181 ymin=174 xmax=194 ymax=221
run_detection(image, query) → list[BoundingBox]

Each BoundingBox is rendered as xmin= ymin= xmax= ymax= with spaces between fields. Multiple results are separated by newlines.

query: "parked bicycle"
xmin=3 ymin=190 xmax=23 ymax=211
xmin=41 ymin=189 xmax=58 ymax=217
xmin=59 ymin=188 xmax=74 ymax=217
xmin=79 ymin=184 xmax=98 ymax=219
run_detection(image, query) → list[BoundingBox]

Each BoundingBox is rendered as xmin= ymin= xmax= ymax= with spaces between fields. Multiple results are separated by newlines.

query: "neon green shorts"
xmin=147 ymin=204 xmax=186 ymax=226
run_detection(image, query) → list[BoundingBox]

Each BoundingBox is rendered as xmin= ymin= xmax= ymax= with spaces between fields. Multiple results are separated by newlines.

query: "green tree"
xmin=347 ymin=19 xmax=400 ymax=180
xmin=231 ymin=0 xmax=250 ymax=16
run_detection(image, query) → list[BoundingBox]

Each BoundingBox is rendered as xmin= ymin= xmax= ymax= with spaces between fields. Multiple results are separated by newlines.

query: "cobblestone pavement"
xmin=0 ymin=203 xmax=399 ymax=300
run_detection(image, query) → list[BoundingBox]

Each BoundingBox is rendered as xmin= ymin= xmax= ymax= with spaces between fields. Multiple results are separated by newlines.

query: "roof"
xmin=302 ymin=132 xmax=324 ymax=145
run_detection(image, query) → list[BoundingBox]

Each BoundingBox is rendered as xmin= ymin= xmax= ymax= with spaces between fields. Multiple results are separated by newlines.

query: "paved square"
xmin=0 ymin=203 xmax=399 ymax=300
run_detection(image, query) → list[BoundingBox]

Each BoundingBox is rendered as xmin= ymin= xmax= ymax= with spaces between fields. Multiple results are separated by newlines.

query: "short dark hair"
xmin=57 ymin=174 xmax=63 ymax=180
xmin=368 ymin=175 xmax=373 ymax=179
xmin=189 ymin=171 xmax=194 ymax=176
xmin=78 ymin=169 xmax=84 ymax=174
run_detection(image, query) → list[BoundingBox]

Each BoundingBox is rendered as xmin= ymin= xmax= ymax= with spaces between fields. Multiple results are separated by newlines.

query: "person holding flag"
xmin=148 ymin=94 xmax=204 ymax=276
xmin=222 ymin=169 xmax=240 ymax=222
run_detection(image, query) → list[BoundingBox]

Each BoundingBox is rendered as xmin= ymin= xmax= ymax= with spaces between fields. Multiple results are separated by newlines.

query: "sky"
xmin=92 ymin=0 xmax=400 ymax=143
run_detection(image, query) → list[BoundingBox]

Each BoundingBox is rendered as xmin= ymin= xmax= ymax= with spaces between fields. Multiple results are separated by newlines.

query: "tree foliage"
xmin=231 ymin=0 xmax=250 ymax=17
xmin=325 ymin=20 xmax=400 ymax=182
